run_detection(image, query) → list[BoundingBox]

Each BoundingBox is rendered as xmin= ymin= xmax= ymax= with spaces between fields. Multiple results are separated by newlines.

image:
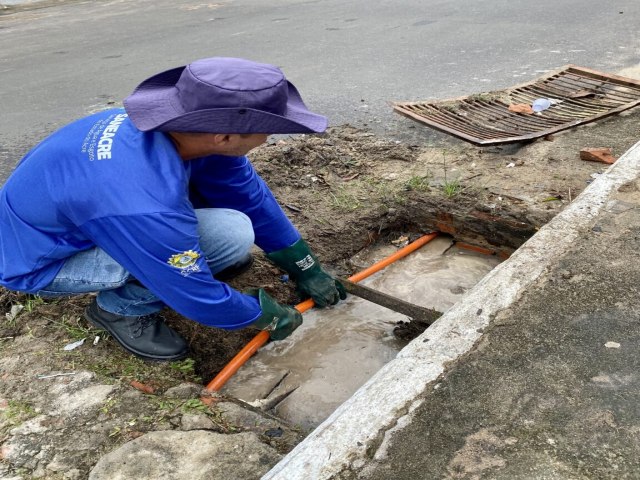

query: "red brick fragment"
xmin=129 ymin=380 xmax=155 ymax=394
xmin=580 ymin=148 xmax=617 ymax=165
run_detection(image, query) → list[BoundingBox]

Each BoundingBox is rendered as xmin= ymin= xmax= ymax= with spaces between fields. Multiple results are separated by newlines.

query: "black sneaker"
xmin=214 ymin=254 xmax=254 ymax=281
xmin=84 ymin=299 xmax=188 ymax=361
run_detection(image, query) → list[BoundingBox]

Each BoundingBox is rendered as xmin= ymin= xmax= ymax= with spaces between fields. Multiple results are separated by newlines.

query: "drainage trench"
xmin=220 ymin=236 xmax=502 ymax=430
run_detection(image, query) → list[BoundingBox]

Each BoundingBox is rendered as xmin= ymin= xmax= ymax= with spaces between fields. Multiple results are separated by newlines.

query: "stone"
xmin=0 ymin=462 xmax=22 ymax=480
xmin=180 ymin=413 xmax=215 ymax=431
xmin=223 ymin=363 xmax=289 ymax=402
xmin=64 ymin=469 xmax=83 ymax=480
xmin=88 ymin=430 xmax=281 ymax=480
xmin=51 ymin=384 xmax=116 ymax=416
xmin=217 ymin=402 xmax=280 ymax=431
xmin=163 ymin=382 xmax=202 ymax=399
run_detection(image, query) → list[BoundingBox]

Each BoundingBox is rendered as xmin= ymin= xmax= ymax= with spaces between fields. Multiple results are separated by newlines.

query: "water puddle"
xmin=224 ymin=237 xmax=502 ymax=429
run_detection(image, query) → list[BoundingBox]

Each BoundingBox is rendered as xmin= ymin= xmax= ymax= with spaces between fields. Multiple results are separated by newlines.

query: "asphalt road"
xmin=1 ymin=0 xmax=639 ymax=179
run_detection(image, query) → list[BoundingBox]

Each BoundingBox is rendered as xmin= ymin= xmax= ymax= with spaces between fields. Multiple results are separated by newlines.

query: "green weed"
xmin=364 ymin=178 xmax=407 ymax=206
xmin=23 ymin=295 xmax=44 ymax=313
xmin=2 ymin=400 xmax=37 ymax=427
xmin=49 ymin=315 xmax=100 ymax=341
xmin=405 ymin=175 xmax=431 ymax=192
xmin=441 ymin=151 xmax=463 ymax=198
xmin=181 ymin=398 xmax=209 ymax=414
xmin=443 ymin=179 xmax=462 ymax=198
xmin=100 ymin=397 xmax=118 ymax=415
xmin=329 ymin=189 xmax=362 ymax=211
xmin=170 ymin=358 xmax=196 ymax=375
xmin=153 ymin=398 xmax=181 ymax=411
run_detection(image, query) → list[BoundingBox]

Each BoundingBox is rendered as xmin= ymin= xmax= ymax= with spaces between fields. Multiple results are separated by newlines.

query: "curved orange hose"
xmin=205 ymin=233 xmax=438 ymax=392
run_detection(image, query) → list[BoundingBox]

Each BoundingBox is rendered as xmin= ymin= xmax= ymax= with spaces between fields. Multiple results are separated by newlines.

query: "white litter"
xmin=37 ymin=372 xmax=77 ymax=379
xmin=506 ymin=162 xmax=515 ymax=168
xmin=63 ymin=338 xmax=86 ymax=351
xmin=5 ymin=304 xmax=24 ymax=322
xmin=93 ymin=335 xmax=100 ymax=346
xmin=605 ymin=341 xmax=621 ymax=349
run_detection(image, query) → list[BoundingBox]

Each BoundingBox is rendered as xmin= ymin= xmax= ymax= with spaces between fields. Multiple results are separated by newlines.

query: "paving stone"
xmin=88 ymin=430 xmax=281 ymax=480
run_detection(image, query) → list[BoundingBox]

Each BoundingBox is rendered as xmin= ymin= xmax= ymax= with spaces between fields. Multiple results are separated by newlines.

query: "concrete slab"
xmin=262 ymin=140 xmax=640 ymax=479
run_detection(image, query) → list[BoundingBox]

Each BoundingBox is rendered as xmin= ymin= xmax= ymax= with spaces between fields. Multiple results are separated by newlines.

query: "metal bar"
xmin=459 ymin=101 xmax=543 ymax=133
xmin=553 ymin=75 xmax=640 ymax=101
xmin=340 ymin=279 xmax=442 ymax=325
xmin=408 ymin=105 xmax=507 ymax=139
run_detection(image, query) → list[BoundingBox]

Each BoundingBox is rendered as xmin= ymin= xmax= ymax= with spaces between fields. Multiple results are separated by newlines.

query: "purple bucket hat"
xmin=123 ymin=57 xmax=328 ymax=134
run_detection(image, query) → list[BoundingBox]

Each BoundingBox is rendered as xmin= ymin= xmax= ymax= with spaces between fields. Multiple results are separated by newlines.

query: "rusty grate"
xmin=393 ymin=65 xmax=640 ymax=146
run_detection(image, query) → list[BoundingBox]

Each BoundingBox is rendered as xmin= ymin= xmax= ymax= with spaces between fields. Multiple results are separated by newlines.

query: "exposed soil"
xmin=2 ymin=107 xmax=640 ymax=478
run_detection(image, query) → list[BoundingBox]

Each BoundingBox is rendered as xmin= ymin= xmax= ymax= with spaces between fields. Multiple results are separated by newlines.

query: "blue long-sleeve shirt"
xmin=0 ymin=109 xmax=300 ymax=328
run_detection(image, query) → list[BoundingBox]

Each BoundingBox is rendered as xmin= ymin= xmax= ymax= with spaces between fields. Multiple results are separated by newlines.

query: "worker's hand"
xmin=266 ymin=239 xmax=347 ymax=307
xmin=247 ymin=288 xmax=303 ymax=341
xmin=295 ymin=269 xmax=346 ymax=307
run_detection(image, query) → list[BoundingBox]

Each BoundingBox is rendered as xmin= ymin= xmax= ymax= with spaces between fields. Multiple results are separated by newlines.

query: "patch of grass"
xmin=49 ymin=314 xmax=101 ymax=341
xmin=329 ymin=188 xmax=362 ymax=211
xmin=90 ymin=354 xmax=150 ymax=378
xmin=443 ymin=179 xmax=462 ymax=198
xmin=440 ymin=151 xmax=463 ymax=199
xmin=23 ymin=295 xmax=44 ymax=313
xmin=100 ymin=397 xmax=119 ymax=415
xmin=170 ymin=358 xmax=196 ymax=375
xmin=82 ymin=348 xmax=201 ymax=389
xmin=2 ymin=400 xmax=37 ymax=429
xmin=363 ymin=178 xmax=407 ymax=206
xmin=181 ymin=398 xmax=209 ymax=414
xmin=405 ymin=175 xmax=431 ymax=192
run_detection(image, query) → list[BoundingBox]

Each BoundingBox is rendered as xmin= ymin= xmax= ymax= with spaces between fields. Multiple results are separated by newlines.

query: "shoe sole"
xmin=84 ymin=310 xmax=188 ymax=362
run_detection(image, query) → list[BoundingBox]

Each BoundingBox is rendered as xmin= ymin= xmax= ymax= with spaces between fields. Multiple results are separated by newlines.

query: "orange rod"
xmin=348 ymin=233 xmax=438 ymax=283
xmin=205 ymin=233 xmax=438 ymax=392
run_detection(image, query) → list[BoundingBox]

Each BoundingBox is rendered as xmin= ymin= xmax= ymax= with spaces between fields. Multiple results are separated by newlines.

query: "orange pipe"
xmin=205 ymin=233 xmax=438 ymax=392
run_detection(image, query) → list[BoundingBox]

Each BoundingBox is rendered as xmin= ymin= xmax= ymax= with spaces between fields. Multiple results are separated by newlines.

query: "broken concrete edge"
xmin=262 ymin=139 xmax=640 ymax=480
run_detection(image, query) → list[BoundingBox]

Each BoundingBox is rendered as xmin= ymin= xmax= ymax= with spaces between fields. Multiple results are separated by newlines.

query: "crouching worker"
xmin=0 ymin=57 xmax=346 ymax=361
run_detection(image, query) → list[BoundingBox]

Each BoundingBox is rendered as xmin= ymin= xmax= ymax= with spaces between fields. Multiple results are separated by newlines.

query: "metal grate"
xmin=393 ymin=65 xmax=640 ymax=146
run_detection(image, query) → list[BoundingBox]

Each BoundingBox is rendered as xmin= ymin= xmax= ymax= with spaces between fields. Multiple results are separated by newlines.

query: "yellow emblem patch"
xmin=168 ymin=250 xmax=200 ymax=269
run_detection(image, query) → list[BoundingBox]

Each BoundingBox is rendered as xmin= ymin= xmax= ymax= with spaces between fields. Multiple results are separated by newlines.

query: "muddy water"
xmin=224 ymin=237 xmax=502 ymax=429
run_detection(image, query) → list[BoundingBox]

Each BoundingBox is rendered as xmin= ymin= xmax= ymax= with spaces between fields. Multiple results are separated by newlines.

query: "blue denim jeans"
xmin=37 ymin=208 xmax=254 ymax=316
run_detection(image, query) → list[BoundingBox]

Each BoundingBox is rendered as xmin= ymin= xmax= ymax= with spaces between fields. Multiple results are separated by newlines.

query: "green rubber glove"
xmin=266 ymin=239 xmax=347 ymax=308
xmin=247 ymin=288 xmax=303 ymax=341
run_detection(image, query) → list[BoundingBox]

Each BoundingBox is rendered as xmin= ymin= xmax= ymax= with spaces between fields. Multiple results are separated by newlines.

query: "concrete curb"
xmin=262 ymin=140 xmax=640 ymax=480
